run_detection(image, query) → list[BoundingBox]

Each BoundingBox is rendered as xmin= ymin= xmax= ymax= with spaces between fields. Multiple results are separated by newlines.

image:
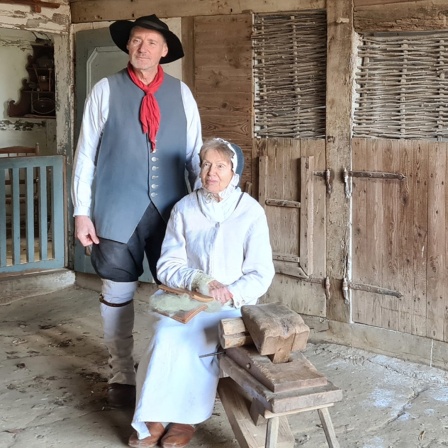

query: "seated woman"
xmin=129 ymin=137 xmax=275 ymax=448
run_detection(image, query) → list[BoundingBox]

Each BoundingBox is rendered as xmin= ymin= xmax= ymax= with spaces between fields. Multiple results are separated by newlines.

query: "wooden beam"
xmin=69 ymin=0 xmax=325 ymax=23
xmin=354 ymin=0 xmax=448 ymax=32
xmin=325 ymin=0 xmax=353 ymax=322
xmin=0 ymin=0 xmax=60 ymax=13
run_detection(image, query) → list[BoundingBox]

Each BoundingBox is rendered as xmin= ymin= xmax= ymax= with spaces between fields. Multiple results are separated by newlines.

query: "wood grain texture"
xmin=354 ymin=0 xmax=448 ymax=32
xmin=325 ymin=0 xmax=353 ymax=323
xmin=69 ymin=0 xmax=325 ymax=23
xmin=351 ymin=140 xmax=448 ymax=343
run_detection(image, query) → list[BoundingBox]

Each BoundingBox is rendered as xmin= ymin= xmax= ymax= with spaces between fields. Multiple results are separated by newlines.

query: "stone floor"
xmin=1 ymin=284 xmax=448 ymax=447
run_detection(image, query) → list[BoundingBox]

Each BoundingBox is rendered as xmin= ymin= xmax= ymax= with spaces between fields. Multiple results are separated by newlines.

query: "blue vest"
xmin=93 ymin=69 xmax=188 ymax=243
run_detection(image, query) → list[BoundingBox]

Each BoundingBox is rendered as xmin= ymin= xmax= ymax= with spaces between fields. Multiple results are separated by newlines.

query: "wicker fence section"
xmin=354 ymin=32 xmax=448 ymax=140
xmin=253 ymin=11 xmax=327 ymax=139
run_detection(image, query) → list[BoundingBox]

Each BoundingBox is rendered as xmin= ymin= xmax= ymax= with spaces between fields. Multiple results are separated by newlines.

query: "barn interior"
xmin=1 ymin=0 xmax=448 ymax=447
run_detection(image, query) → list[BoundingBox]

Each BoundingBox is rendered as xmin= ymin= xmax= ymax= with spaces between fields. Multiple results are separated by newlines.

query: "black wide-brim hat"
xmin=109 ymin=14 xmax=184 ymax=64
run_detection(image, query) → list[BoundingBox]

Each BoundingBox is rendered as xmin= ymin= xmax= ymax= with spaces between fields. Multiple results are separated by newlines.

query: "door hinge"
xmin=347 ymin=280 xmax=402 ymax=298
xmin=343 ymin=168 xmax=406 ymax=198
xmin=314 ymin=168 xmax=333 ymax=196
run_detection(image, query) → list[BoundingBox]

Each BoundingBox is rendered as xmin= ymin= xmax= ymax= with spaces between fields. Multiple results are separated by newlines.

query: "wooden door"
xmin=351 ymin=138 xmax=448 ymax=342
xmin=257 ymin=138 xmax=327 ymax=317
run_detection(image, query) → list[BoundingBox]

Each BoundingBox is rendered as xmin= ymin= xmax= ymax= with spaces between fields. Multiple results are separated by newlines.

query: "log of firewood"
xmin=241 ymin=303 xmax=310 ymax=363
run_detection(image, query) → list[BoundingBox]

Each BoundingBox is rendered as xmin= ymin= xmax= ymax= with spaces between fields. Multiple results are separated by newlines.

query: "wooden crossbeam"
xmin=0 ymin=0 xmax=60 ymax=13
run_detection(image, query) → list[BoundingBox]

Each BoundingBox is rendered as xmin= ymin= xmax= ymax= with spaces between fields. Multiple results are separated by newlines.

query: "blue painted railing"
xmin=0 ymin=155 xmax=65 ymax=273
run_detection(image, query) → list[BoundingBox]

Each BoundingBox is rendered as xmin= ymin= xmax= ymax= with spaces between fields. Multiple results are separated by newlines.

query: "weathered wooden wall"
xmin=193 ymin=14 xmax=253 ymax=187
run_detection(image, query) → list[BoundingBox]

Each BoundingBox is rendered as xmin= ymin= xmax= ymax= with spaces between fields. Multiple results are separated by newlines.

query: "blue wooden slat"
xmin=11 ymin=167 xmax=21 ymax=265
xmin=0 ymin=168 xmax=6 ymax=267
xmin=51 ymin=158 xmax=64 ymax=265
xmin=25 ymin=166 xmax=35 ymax=262
xmin=38 ymin=166 xmax=48 ymax=261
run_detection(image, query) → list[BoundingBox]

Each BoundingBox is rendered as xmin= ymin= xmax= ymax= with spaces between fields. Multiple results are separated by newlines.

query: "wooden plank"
xmin=194 ymin=15 xmax=252 ymax=41
xmin=217 ymin=377 xmax=294 ymax=448
xmin=194 ymin=14 xmax=252 ymax=187
xmin=380 ymin=139 xmax=399 ymax=331
xmin=351 ymin=138 xmax=368 ymax=324
xmin=444 ymin=142 xmax=448 ymax=342
xmin=300 ymin=155 xmax=314 ymax=275
xmin=181 ymin=17 xmax=195 ymax=95
xmin=195 ymin=78 xmax=251 ymax=96
xmin=69 ymin=0 xmax=326 ymax=23
xmin=197 ymin=92 xmax=252 ymax=115
xmin=411 ymin=141 xmax=428 ymax=337
xmin=367 ymin=138 xmax=384 ymax=328
xmin=354 ymin=0 xmax=448 ymax=32
xmin=426 ymin=142 xmax=446 ymax=341
xmin=325 ymin=0 xmax=353 ymax=323
xmin=259 ymin=152 xmax=268 ymax=211
xmin=396 ymin=140 xmax=413 ymax=335
xmin=225 ymin=346 xmax=326 ymax=393
xmin=200 ymin=115 xmax=250 ymax=141
xmin=301 ymin=139 xmax=326 ymax=278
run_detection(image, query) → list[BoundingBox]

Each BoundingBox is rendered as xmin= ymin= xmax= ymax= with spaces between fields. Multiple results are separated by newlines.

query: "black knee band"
xmin=99 ymin=294 xmax=133 ymax=308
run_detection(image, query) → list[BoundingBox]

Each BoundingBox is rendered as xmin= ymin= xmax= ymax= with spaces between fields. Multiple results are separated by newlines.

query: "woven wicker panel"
xmin=354 ymin=32 xmax=448 ymax=140
xmin=253 ymin=11 xmax=327 ymax=139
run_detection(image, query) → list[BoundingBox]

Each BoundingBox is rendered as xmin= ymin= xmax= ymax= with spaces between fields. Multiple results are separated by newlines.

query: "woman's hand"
xmin=207 ymin=280 xmax=233 ymax=305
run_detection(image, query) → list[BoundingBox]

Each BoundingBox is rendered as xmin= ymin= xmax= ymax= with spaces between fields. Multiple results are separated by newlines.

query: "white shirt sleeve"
xmin=181 ymin=82 xmax=202 ymax=190
xmin=71 ymin=78 xmax=110 ymax=217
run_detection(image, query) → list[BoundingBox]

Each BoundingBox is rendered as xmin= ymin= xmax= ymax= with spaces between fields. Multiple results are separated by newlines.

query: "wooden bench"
xmin=218 ymin=350 xmax=342 ymax=448
xmin=217 ymin=303 xmax=342 ymax=448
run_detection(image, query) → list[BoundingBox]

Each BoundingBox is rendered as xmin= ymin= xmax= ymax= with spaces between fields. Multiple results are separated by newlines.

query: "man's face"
xmin=127 ymin=27 xmax=168 ymax=72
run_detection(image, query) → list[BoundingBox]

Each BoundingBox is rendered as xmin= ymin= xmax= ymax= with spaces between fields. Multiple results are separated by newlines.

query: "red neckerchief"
xmin=127 ymin=63 xmax=164 ymax=152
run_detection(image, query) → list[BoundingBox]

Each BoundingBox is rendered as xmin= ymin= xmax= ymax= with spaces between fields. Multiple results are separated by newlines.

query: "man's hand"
xmin=75 ymin=215 xmax=100 ymax=246
xmin=207 ymin=280 xmax=233 ymax=305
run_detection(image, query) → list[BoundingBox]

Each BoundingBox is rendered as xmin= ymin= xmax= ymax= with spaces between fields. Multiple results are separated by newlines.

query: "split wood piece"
xmin=219 ymin=317 xmax=253 ymax=349
xmin=241 ymin=302 xmax=310 ymax=363
xmin=217 ymin=377 xmax=294 ymax=448
xmin=158 ymin=284 xmax=214 ymax=302
xmin=225 ymin=345 xmax=327 ymax=393
xmin=155 ymin=304 xmax=208 ymax=324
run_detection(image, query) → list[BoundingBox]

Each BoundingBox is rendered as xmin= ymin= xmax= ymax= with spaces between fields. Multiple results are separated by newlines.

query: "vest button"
xmin=151 ymin=156 xmax=158 ymax=162
xmin=152 ymin=166 xmax=159 ymax=171
xmin=150 ymin=192 xmax=158 ymax=198
xmin=151 ymin=184 xmax=158 ymax=189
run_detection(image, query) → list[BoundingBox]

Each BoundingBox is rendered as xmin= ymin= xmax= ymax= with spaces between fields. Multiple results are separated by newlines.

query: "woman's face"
xmin=200 ymin=148 xmax=234 ymax=194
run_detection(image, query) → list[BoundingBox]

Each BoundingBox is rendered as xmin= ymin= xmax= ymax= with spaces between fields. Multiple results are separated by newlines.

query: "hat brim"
xmin=109 ymin=20 xmax=184 ymax=64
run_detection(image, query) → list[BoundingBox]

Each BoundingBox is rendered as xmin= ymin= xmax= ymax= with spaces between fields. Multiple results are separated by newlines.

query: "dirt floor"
xmin=1 ymin=284 xmax=448 ymax=448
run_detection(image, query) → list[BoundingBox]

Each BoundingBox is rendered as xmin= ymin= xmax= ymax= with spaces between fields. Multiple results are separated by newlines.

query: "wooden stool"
xmin=218 ymin=348 xmax=342 ymax=448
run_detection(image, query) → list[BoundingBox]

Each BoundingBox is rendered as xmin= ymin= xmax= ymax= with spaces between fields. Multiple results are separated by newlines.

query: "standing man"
xmin=71 ymin=14 xmax=202 ymax=408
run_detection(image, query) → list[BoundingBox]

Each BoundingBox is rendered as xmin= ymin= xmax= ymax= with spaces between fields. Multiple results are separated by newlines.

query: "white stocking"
xmin=100 ymin=279 xmax=138 ymax=385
